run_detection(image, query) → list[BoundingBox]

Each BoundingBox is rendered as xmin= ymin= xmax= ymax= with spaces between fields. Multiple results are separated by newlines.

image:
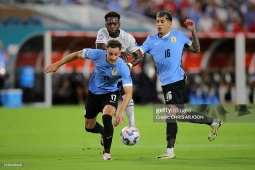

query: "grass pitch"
xmin=0 ymin=105 xmax=255 ymax=170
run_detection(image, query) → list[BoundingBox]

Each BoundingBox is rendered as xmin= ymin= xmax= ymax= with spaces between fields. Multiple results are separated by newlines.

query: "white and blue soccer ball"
xmin=120 ymin=126 xmax=140 ymax=146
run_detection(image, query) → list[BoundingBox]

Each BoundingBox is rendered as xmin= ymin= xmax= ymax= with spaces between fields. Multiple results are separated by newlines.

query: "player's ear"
xmin=168 ymin=21 xmax=172 ymax=27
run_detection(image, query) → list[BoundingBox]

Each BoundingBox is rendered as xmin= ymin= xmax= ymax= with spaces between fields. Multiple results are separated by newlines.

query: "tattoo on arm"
xmin=130 ymin=49 xmax=143 ymax=67
xmin=188 ymin=31 xmax=200 ymax=53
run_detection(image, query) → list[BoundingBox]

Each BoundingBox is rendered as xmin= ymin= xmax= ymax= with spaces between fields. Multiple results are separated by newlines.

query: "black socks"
xmin=102 ymin=114 xmax=113 ymax=154
xmin=166 ymin=120 xmax=178 ymax=148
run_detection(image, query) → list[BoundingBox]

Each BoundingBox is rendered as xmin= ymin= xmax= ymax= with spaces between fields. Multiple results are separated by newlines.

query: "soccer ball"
xmin=120 ymin=126 xmax=140 ymax=146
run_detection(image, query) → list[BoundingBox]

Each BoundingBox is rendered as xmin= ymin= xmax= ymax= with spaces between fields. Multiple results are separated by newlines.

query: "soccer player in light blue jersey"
xmin=45 ymin=40 xmax=132 ymax=161
xmin=139 ymin=11 xmax=221 ymax=159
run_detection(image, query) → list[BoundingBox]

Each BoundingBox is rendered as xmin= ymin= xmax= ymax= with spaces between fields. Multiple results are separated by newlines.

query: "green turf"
xmin=0 ymin=105 xmax=255 ymax=170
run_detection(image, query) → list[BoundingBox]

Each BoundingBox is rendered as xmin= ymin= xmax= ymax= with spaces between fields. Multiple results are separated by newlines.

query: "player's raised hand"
xmin=184 ymin=19 xmax=196 ymax=32
xmin=44 ymin=63 xmax=59 ymax=74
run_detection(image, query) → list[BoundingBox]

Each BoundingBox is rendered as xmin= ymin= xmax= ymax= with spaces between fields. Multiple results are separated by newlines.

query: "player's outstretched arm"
xmin=44 ymin=50 xmax=83 ymax=74
xmin=184 ymin=19 xmax=200 ymax=53
xmin=129 ymin=49 xmax=144 ymax=68
xmin=114 ymin=85 xmax=133 ymax=127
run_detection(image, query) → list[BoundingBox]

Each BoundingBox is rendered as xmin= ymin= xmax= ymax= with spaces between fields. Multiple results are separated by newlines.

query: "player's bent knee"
xmin=85 ymin=124 xmax=94 ymax=132
xmin=85 ymin=127 xmax=93 ymax=132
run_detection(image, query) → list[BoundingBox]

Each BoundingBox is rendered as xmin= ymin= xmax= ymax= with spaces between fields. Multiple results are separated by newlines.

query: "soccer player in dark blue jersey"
xmin=45 ymin=40 xmax=132 ymax=160
xmin=139 ymin=11 xmax=221 ymax=159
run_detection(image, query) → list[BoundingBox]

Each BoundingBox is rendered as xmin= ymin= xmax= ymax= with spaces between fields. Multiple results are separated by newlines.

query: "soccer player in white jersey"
xmin=96 ymin=11 xmax=143 ymax=127
xmin=45 ymin=40 xmax=132 ymax=161
xmin=139 ymin=11 xmax=222 ymax=159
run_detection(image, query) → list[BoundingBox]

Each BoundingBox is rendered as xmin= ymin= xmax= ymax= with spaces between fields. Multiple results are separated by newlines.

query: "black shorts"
xmin=84 ymin=90 xmax=119 ymax=119
xmin=161 ymin=79 xmax=189 ymax=104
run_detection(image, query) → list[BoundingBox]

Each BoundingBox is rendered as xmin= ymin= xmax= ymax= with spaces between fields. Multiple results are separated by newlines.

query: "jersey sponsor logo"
xmin=97 ymin=34 xmax=104 ymax=40
xmin=112 ymin=68 xmax=118 ymax=76
xmin=171 ymin=37 xmax=176 ymax=43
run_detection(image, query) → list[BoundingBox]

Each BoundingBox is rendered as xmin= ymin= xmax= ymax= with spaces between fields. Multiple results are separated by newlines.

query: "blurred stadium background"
xmin=0 ymin=0 xmax=255 ymax=107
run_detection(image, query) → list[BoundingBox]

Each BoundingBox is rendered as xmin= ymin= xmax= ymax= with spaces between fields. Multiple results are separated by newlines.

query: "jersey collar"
xmin=158 ymin=31 xmax=171 ymax=38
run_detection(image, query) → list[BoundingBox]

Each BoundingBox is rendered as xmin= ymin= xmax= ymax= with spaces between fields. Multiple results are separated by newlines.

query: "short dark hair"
xmin=156 ymin=11 xmax=172 ymax=21
xmin=104 ymin=11 xmax=121 ymax=21
xmin=107 ymin=39 xmax=122 ymax=50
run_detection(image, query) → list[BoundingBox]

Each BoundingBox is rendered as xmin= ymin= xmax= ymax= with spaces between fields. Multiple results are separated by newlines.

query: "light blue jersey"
xmin=82 ymin=48 xmax=132 ymax=94
xmin=140 ymin=30 xmax=192 ymax=86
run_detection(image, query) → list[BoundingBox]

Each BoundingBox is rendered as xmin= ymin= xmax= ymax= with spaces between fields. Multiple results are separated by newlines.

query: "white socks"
xmin=122 ymin=95 xmax=135 ymax=127
xmin=166 ymin=147 xmax=174 ymax=154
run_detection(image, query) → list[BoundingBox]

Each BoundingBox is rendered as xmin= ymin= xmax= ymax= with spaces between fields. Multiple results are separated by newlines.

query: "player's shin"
xmin=166 ymin=119 xmax=178 ymax=149
xmin=102 ymin=114 xmax=114 ymax=154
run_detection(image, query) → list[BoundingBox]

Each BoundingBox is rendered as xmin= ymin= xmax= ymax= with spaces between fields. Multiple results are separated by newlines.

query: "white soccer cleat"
xmin=102 ymin=153 xmax=112 ymax=160
xmin=156 ymin=152 xmax=176 ymax=159
xmin=208 ymin=120 xmax=222 ymax=141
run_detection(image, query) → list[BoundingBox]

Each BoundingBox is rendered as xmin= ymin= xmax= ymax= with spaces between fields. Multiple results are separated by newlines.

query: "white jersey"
xmin=96 ymin=28 xmax=139 ymax=53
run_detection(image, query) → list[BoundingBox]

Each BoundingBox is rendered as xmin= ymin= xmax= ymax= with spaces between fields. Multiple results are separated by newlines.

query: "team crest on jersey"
xmin=97 ymin=34 xmax=104 ymax=40
xmin=171 ymin=37 xmax=176 ymax=43
xmin=112 ymin=68 xmax=118 ymax=76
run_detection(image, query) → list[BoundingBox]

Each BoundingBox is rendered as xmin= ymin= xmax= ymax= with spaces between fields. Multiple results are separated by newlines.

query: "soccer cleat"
xmin=102 ymin=153 xmax=112 ymax=160
xmin=156 ymin=152 xmax=176 ymax=159
xmin=100 ymin=135 xmax=104 ymax=146
xmin=208 ymin=120 xmax=222 ymax=141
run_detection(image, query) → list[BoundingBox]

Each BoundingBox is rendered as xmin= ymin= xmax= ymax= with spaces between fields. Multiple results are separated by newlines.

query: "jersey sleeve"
xmin=121 ymin=63 xmax=133 ymax=86
xmin=139 ymin=36 xmax=152 ymax=54
xmin=82 ymin=48 xmax=101 ymax=61
xmin=180 ymin=31 xmax=192 ymax=46
xmin=95 ymin=28 xmax=108 ymax=44
xmin=125 ymin=34 xmax=139 ymax=53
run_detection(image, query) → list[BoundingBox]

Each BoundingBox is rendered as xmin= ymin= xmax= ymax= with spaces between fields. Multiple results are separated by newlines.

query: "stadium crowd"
xmin=93 ymin=0 xmax=255 ymax=33
xmin=3 ymin=0 xmax=255 ymax=32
